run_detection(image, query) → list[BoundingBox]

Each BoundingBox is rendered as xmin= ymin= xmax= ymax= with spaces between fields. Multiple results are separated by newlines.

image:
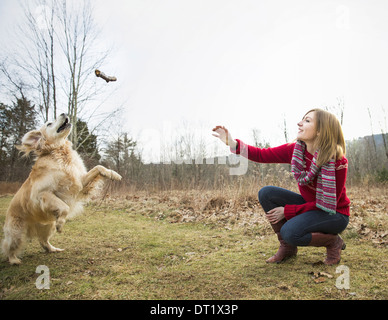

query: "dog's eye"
xmin=47 ymin=123 xmax=52 ymax=127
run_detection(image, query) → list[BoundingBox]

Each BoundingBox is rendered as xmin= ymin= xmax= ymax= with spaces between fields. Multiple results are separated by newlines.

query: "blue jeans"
xmin=258 ymin=186 xmax=349 ymax=246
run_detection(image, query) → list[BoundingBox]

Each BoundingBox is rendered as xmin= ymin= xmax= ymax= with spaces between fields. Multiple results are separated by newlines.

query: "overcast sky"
xmin=1 ymin=0 xmax=388 ymax=162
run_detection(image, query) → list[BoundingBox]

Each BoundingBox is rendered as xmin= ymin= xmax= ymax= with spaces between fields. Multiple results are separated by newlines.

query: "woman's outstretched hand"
xmin=212 ymin=126 xmax=237 ymax=148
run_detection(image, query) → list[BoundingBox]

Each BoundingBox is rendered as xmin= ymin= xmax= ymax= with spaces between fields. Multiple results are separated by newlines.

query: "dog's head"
xmin=18 ymin=113 xmax=72 ymax=157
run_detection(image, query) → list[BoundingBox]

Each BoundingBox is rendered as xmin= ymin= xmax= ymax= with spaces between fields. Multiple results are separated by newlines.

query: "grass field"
xmin=0 ymin=186 xmax=387 ymax=300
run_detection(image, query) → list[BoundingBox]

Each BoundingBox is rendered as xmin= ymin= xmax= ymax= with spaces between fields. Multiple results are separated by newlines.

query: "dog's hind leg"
xmin=38 ymin=192 xmax=70 ymax=233
xmin=36 ymin=223 xmax=64 ymax=253
xmin=2 ymin=217 xmax=26 ymax=265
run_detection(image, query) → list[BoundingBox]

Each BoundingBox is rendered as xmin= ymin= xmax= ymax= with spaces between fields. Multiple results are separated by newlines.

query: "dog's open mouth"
xmin=57 ymin=117 xmax=71 ymax=133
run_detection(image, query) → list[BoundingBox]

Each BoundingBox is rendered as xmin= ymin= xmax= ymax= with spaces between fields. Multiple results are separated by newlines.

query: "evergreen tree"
xmin=0 ymin=103 xmax=11 ymax=178
xmin=104 ymin=132 xmax=140 ymax=181
xmin=1 ymin=97 xmax=38 ymax=180
xmin=75 ymin=119 xmax=101 ymax=167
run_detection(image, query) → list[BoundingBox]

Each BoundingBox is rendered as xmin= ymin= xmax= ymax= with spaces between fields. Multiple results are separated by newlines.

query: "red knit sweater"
xmin=231 ymin=139 xmax=351 ymax=220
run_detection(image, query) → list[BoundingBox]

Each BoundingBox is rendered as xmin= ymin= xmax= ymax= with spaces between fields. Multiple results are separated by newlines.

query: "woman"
xmin=212 ymin=108 xmax=350 ymax=265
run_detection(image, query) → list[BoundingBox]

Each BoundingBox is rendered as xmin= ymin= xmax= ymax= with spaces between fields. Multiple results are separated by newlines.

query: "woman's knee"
xmin=258 ymin=185 xmax=275 ymax=203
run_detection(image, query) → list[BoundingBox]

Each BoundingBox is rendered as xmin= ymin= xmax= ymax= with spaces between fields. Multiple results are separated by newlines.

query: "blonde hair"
xmin=304 ymin=108 xmax=346 ymax=167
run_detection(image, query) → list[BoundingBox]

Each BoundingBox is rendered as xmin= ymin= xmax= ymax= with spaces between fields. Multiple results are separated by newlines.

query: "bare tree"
xmin=1 ymin=0 xmax=119 ymax=150
xmin=324 ymin=97 xmax=345 ymax=126
xmin=336 ymin=96 xmax=345 ymax=126
xmin=281 ymin=114 xmax=289 ymax=143
xmin=57 ymin=0 xmax=112 ymax=146
xmin=0 ymin=62 xmax=29 ymax=101
xmin=379 ymin=105 xmax=388 ymax=161
xmin=9 ymin=0 xmax=58 ymax=121
xmin=367 ymin=107 xmax=377 ymax=155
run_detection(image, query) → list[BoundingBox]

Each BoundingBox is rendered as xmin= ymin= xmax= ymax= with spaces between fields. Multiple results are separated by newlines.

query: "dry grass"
xmin=0 ymin=182 xmax=22 ymax=196
xmin=104 ymin=183 xmax=388 ymax=242
xmin=0 ymin=183 xmax=387 ymax=300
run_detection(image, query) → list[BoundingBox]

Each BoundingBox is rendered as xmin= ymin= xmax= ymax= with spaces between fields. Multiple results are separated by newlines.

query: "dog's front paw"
xmin=109 ymin=170 xmax=122 ymax=181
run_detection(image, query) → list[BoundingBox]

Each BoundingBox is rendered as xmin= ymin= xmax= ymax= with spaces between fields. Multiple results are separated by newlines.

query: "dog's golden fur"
xmin=1 ymin=114 xmax=121 ymax=265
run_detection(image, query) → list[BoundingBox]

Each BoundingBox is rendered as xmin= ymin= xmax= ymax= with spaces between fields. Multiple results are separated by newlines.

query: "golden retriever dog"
xmin=2 ymin=113 xmax=121 ymax=265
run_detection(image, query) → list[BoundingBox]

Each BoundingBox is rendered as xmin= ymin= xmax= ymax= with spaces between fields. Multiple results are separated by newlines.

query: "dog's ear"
xmin=17 ymin=130 xmax=42 ymax=157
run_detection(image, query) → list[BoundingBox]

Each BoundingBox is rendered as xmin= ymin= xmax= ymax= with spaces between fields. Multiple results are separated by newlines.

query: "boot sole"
xmin=266 ymin=253 xmax=297 ymax=264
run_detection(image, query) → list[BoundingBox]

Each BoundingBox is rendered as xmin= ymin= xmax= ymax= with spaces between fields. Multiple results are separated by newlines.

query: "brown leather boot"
xmin=266 ymin=219 xmax=297 ymax=263
xmin=309 ymin=232 xmax=346 ymax=265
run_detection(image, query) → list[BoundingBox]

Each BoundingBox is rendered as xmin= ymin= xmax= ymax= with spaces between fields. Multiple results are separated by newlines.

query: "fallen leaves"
xmin=309 ymin=271 xmax=333 ymax=284
xmin=344 ymin=190 xmax=388 ymax=247
xmin=358 ymin=224 xmax=388 ymax=247
xmin=98 ymin=190 xmax=271 ymax=235
xmin=96 ymin=187 xmax=388 ymax=247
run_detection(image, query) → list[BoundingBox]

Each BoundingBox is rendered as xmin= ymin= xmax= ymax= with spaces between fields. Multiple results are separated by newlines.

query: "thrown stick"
xmin=95 ymin=69 xmax=117 ymax=83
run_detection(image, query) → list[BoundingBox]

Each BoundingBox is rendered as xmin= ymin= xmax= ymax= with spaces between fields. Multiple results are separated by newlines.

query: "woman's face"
xmin=297 ymin=111 xmax=318 ymax=143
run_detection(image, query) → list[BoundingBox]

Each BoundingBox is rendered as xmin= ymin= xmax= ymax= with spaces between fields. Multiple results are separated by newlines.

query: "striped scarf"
xmin=291 ymin=140 xmax=337 ymax=215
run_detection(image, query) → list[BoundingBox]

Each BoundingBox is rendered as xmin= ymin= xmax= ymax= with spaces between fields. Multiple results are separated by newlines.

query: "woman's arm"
xmin=231 ymin=139 xmax=295 ymax=164
xmin=284 ymin=201 xmax=318 ymax=220
xmin=212 ymin=126 xmax=295 ymax=164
